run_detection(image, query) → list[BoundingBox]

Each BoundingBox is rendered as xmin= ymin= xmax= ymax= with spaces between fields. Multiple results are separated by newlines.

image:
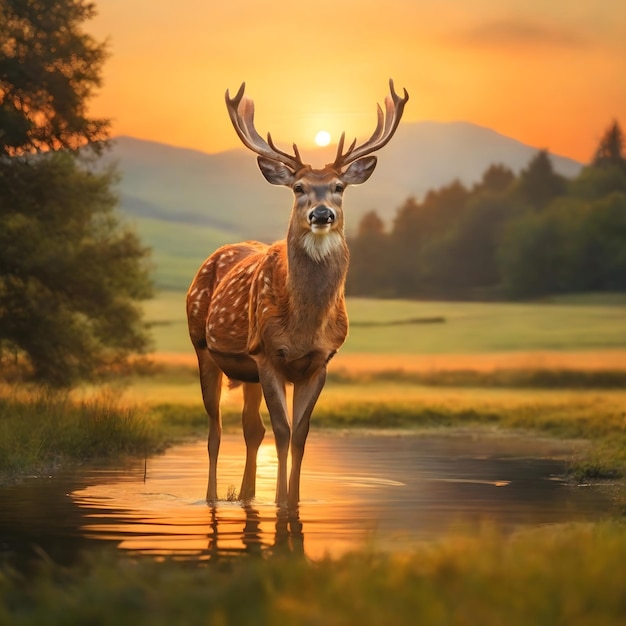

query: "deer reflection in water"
xmin=206 ymin=506 xmax=304 ymax=561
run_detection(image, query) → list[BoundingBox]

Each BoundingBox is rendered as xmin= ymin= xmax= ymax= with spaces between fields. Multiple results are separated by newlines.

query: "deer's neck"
xmin=286 ymin=226 xmax=349 ymax=326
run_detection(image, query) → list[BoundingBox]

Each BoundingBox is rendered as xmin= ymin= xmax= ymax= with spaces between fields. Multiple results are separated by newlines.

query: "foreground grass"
xmin=2 ymin=522 xmax=626 ymax=625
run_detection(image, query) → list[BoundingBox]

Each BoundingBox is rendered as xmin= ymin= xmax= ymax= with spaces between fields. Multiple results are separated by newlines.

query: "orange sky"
xmin=89 ymin=0 xmax=626 ymax=163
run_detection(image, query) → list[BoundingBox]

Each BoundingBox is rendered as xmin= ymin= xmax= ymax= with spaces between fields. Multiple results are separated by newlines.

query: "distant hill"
xmin=108 ymin=123 xmax=583 ymax=289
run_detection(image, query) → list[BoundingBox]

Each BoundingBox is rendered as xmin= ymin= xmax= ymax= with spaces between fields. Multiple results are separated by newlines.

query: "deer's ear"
xmin=257 ymin=157 xmax=295 ymax=186
xmin=341 ymin=156 xmax=377 ymax=185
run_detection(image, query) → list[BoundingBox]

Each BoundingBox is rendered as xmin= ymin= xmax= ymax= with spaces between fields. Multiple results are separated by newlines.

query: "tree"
xmin=593 ymin=120 xmax=626 ymax=172
xmin=498 ymin=206 xmax=569 ymax=297
xmin=386 ymin=182 xmax=470 ymax=296
xmin=0 ymin=0 xmax=108 ymax=156
xmin=517 ymin=150 xmax=566 ymax=210
xmin=347 ymin=131 xmax=625 ymax=300
xmin=428 ymin=192 xmax=522 ymax=296
xmin=572 ymin=121 xmax=626 ymax=199
xmin=0 ymin=0 xmax=152 ymax=386
xmin=387 ymin=197 xmax=423 ymax=295
xmin=574 ymin=193 xmax=626 ymax=291
xmin=473 ymin=164 xmax=515 ymax=195
xmin=571 ymin=162 xmax=626 ymax=199
xmin=346 ymin=210 xmax=390 ymax=296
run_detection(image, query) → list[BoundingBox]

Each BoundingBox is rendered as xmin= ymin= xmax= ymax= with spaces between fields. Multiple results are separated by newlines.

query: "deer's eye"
xmin=293 ymin=183 xmax=305 ymax=194
xmin=334 ymin=183 xmax=345 ymax=194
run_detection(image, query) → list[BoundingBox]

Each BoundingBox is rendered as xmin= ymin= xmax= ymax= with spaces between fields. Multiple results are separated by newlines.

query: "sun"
xmin=315 ymin=130 xmax=331 ymax=147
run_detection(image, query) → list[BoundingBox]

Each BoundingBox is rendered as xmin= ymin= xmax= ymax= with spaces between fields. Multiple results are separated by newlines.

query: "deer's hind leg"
xmin=240 ymin=382 xmax=265 ymax=501
xmin=195 ymin=347 xmax=223 ymax=503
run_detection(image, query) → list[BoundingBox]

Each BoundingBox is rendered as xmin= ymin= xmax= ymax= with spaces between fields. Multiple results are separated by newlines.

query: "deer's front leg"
xmin=258 ymin=365 xmax=290 ymax=507
xmin=290 ymin=367 xmax=327 ymax=508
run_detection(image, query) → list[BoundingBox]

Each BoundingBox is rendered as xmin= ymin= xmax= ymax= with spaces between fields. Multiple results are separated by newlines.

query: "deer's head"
xmin=225 ymin=80 xmax=408 ymax=260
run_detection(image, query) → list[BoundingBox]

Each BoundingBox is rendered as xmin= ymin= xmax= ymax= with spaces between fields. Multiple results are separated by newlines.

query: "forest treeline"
xmin=347 ymin=122 xmax=626 ymax=299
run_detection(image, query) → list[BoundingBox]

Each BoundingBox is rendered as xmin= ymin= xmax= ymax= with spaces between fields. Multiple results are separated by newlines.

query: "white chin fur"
xmin=301 ymin=230 xmax=343 ymax=262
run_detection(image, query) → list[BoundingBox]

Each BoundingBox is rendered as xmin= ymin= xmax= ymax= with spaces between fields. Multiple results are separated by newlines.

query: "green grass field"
xmin=145 ymin=291 xmax=626 ymax=356
xmin=132 ymin=217 xmax=235 ymax=290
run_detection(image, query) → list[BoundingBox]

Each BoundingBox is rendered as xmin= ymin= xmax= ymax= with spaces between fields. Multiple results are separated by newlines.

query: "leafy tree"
xmin=0 ymin=0 xmax=108 ymax=156
xmin=0 ymin=154 xmax=152 ymax=385
xmin=473 ymin=164 xmax=515 ymax=194
xmin=418 ymin=180 xmax=470 ymax=236
xmin=498 ymin=192 xmax=626 ymax=298
xmin=428 ymin=192 xmax=522 ymax=295
xmin=571 ymin=162 xmax=626 ymax=199
xmin=497 ymin=202 xmax=574 ymax=297
xmin=574 ymin=193 xmax=626 ymax=291
xmin=357 ymin=210 xmax=386 ymax=238
xmin=386 ymin=182 xmax=469 ymax=296
xmin=386 ymin=197 xmax=423 ymax=295
xmin=346 ymin=211 xmax=390 ymax=296
xmin=0 ymin=0 xmax=152 ymax=386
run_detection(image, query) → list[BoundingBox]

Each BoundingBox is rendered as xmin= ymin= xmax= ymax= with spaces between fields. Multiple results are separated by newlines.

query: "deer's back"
xmin=186 ymin=241 xmax=268 ymax=350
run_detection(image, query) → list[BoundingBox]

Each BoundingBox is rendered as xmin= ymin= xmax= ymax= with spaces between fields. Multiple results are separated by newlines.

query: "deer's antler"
xmin=225 ymin=83 xmax=305 ymax=171
xmin=332 ymin=79 xmax=409 ymax=170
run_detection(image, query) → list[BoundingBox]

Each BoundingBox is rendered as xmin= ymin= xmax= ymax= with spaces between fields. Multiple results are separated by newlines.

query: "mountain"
xmin=108 ymin=123 xmax=583 ymax=289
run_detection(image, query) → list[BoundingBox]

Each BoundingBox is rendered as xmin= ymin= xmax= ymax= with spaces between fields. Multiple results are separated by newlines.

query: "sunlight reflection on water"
xmin=57 ymin=433 xmax=616 ymax=561
xmin=0 ymin=433 xmax=618 ymax=566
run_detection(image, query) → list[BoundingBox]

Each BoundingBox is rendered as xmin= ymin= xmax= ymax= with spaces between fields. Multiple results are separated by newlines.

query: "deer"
xmin=187 ymin=79 xmax=408 ymax=510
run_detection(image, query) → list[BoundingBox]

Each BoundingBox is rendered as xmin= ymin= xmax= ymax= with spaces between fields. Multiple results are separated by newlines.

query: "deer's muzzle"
xmin=308 ymin=206 xmax=335 ymax=227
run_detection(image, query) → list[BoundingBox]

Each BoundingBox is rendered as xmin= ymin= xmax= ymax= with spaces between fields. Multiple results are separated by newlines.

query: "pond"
xmin=0 ymin=432 xmax=617 ymax=565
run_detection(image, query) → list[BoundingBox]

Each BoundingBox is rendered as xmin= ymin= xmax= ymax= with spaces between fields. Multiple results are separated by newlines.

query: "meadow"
xmin=145 ymin=291 xmax=626 ymax=357
xmin=71 ymin=291 xmax=626 ymax=478
xmin=2 ymin=292 xmax=626 ymax=623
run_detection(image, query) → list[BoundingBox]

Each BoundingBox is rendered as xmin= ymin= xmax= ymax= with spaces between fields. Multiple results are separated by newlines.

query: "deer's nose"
xmin=309 ymin=206 xmax=335 ymax=225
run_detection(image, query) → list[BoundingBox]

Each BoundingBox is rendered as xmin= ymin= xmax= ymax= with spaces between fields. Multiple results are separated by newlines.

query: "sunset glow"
xmin=89 ymin=1 xmax=626 ymax=162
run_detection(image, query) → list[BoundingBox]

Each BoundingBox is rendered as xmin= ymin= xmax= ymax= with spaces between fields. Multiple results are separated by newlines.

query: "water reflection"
xmin=207 ymin=506 xmax=304 ymax=559
xmin=0 ymin=434 xmax=618 ymax=566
